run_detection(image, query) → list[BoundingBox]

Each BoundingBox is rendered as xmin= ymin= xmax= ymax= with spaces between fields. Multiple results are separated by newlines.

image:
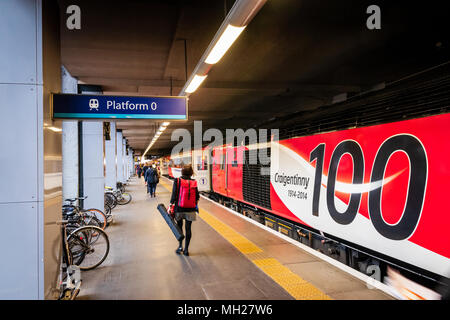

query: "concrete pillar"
xmin=122 ymin=138 xmax=127 ymax=182
xmin=129 ymin=148 xmax=134 ymax=178
xmin=81 ymin=120 xmax=104 ymax=211
xmin=61 ymin=66 xmax=78 ymax=200
xmin=104 ymin=121 xmax=117 ymax=189
xmin=127 ymin=148 xmax=132 ymax=179
xmin=125 ymin=151 xmax=128 ymax=180
xmin=0 ymin=0 xmax=62 ymax=299
xmin=131 ymin=150 xmax=134 ymax=176
xmin=116 ymin=130 xmax=124 ymax=184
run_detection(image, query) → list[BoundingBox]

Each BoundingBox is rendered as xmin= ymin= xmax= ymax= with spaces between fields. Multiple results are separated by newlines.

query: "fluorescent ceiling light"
xmin=185 ymin=74 xmax=207 ymax=93
xmin=162 ymin=122 xmax=170 ymax=127
xmin=205 ymin=24 xmax=246 ymax=64
xmin=46 ymin=126 xmax=62 ymax=132
xmin=159 ymin=126 xmax=167 ymax=132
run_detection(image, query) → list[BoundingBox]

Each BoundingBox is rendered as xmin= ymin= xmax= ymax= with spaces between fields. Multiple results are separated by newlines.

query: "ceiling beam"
xmin=78 ymin=76 xmax=361 ymax=93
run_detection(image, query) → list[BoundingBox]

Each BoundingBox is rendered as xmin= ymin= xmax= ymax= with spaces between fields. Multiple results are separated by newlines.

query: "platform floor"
xmin=78 ymin=177 xmax=393 ymax=300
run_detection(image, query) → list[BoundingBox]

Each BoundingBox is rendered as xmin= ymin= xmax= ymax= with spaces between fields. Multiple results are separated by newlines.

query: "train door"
xmin=193 ymin=148 xmax=210 ymax=192
xmin=226 ymin=145 xmax=244 ymax=201
xmin=211 ymin=146 xmax=227 ymax=196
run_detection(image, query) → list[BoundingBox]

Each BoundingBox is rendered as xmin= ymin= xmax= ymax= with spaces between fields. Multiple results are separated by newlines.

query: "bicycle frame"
xmin=59 ymin=220 xmax=82 ymax=300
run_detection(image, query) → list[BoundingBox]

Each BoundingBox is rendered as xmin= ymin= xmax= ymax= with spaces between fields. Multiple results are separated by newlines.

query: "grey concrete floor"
xmin=78 ymin=176 xmax=393 ymax=300
xmin=199 ymin=194 xmax=393 ymax=300
xmin=77 ymin=177 xmax=293 ymax=300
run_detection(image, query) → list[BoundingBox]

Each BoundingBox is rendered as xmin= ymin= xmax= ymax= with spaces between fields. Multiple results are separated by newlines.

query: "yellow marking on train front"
xmin=158 ymin=178 xmax=331 ymax=300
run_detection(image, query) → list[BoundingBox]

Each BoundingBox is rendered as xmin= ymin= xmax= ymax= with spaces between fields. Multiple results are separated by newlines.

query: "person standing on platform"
xmin=170 ymin=164 xmax=199 ymax=256
xmin=142 ymin=162 xmax=149 ymax=179
xmin=142 ymin=163 xmax=149 ymax=193
xmin=154 ymin=164 xmax=160 ymax=196
xmin=142 ymin=162 xmax=150 ymax=192
xmin=145 ymin=164 xmax=159 ymax=197
xmin=136 ymin=164 xmax=142 ymax=178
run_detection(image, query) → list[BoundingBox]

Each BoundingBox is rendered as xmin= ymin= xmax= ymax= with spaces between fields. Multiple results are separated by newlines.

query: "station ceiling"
xmin=58 ymin=0 xmax=449 ymax=156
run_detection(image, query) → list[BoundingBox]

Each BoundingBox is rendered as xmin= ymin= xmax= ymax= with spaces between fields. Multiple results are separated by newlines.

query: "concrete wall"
xmin=0 ymin=0 xmax=62 ymax=299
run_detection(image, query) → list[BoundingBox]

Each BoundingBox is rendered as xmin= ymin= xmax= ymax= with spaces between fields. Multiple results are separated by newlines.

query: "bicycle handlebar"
xmin=64 ymin=196 xmax=88 ymax=203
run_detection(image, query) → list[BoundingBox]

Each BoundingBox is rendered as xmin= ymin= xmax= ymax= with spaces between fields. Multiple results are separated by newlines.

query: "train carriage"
xmin=208 ymin=113 xmax=450 ymax=287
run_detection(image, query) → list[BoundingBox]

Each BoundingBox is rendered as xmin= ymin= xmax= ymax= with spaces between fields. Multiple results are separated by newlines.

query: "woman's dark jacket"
xmin=145 ymin=168 xmax=159 ymax=184
xmin=170 ymin=175 xmax=199 ymax=213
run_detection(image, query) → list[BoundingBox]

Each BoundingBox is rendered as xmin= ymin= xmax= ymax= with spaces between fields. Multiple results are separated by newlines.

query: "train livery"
xmin=162 ymin=113 xmax=450 ymax=286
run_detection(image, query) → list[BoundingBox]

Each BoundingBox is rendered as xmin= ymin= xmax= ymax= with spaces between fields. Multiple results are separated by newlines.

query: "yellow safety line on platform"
xmin=158 ymin=179 xmax=331 ymax=300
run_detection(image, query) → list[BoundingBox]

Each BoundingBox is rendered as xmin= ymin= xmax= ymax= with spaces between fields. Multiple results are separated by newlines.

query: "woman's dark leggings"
xmin=147 ymin=183 xmax=156 ymax=195
xmin=177 ymin=219 xmax=192 ymax=249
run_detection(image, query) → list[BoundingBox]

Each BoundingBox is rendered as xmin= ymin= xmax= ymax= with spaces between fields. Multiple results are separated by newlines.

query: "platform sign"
xmin=51 ymin=93 xmax=187 ymax=120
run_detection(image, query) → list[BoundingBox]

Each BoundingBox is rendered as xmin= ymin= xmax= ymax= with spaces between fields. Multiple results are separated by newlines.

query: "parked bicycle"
xmin=62 ymin=200 xmax=111 ymax=271
xmin=105 ymin=186 xmax=132 ymax=207
xmin=58 ymin=219 xmax=82 ymax=300
xmin=117 ymin=181 xmax=127 ymax=193
xmin=64 ymin=196 xmax=111 ymax=229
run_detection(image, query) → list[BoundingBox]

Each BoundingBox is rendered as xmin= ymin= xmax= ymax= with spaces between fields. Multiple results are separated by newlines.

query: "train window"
xmin=202 ymin=154 xmax=208 ymax=169
xmin=196 ymin=153 xmax=208 ymax=171
xmin=232 ymin=148 xmax=238 ymax=167
xmin=221 ymin=149 xmax=226 ymax=170
xmin=196 ymin=156 xmax=202 ymax=170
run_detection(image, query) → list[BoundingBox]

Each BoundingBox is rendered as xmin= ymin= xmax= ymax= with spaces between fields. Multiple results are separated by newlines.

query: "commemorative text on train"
xmin=274 ymin=172 xmax=310 ymax=189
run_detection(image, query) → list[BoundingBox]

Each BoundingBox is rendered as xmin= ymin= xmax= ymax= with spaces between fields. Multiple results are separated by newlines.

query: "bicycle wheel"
xmin=117 ymin=192 xmax=132 ymax=205
xmin=81 ymin=213 xmax=103 ymax=229
xmin=104 ymin=192 xmax=117 ymax=209
xmin=67 ymin=226 xmax=110 ymax=270
xmin=104 ymin=204 xmax=113 ymax=226
xmin=84 ymin=208 xmax=107 ymax=230
xmin=104 ymin=203 xmax=111 ymax=216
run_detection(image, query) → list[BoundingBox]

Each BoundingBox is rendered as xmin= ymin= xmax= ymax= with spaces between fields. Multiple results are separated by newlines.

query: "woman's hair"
xmin=181 ymin=164 xmax=194 ymax=177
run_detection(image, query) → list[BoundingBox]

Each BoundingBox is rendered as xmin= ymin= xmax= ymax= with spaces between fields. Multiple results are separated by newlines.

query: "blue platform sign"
xmin=52 ymin=93 xmax=187 ymax=120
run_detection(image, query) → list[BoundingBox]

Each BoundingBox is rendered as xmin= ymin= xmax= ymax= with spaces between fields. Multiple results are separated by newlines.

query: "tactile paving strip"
xmin=159 ymin=179 xmax=331 ymax=300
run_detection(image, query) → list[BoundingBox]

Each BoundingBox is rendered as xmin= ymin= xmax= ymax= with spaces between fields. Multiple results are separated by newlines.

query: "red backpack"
xmin=177 ymin=178 xmax=197 ymax=209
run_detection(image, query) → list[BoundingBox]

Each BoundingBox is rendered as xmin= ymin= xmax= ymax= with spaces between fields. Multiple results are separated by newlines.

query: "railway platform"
xmin=77 ymin=176 xmax=393 ymax=300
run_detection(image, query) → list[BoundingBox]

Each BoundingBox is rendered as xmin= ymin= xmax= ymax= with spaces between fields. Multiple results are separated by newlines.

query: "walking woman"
xmin=136 ymin=164 xmax=142 ymax=178
xmin=170 ymin=164 xmax=199 ymax=256
xmin=145 ymin=164 xmax=159 ymax=197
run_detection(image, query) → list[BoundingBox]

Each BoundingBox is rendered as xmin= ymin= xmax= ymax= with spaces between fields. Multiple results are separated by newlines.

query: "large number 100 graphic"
xmin=309 ymin=134 xmax=427 ymax=241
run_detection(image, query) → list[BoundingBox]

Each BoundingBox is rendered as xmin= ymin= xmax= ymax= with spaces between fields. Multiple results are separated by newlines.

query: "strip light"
xmin=142 ymin=0 xmax=266 ymax=157
xmin=185 ymin=74 xmax=208 ymax=93
xmin=142 ymin=121 xmax=171 ymax=159
xmin=205 ymin=24 xmax=246 ymax=64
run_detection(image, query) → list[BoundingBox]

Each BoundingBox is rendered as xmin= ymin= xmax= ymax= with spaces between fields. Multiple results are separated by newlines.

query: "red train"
xmin=165 ymin=112 xmax=450 ymax=292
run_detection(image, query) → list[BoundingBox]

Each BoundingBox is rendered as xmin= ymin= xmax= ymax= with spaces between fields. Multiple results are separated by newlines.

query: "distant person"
xmin=170 ymin=164 xmax=199 ymax=256
xmin=145 ymin=164 xmax=159 ymax=197
xmin=142 ymin=162 xmax=149 ymax=179
xmin=136 ymin=165 xmax=142 ymax=178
